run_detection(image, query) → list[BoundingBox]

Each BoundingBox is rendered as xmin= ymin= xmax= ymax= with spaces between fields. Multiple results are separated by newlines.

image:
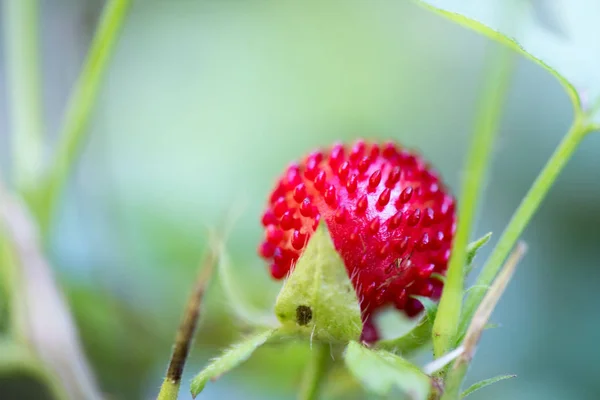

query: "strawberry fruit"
xmin=259 ymin=140 xmax=456 ymax=341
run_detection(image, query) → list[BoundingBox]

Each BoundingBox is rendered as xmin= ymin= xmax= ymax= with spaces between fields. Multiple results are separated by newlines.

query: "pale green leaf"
xmin=190 ymin=329 xmax=275 ymax=397
xmin=376 ymin=299 xmax=437 ymax=356
xmin=344 ymin=341 xmax=431 ymax=400
xmin=274 ymin=223 xmax=362 ymax=343
xmin=415 ymin=0 xmax=600 ymax=123
xmin=461 ymin=374 xmax=516 ymax=398
xmin=411 ymin=296 xmax=437 ymax=323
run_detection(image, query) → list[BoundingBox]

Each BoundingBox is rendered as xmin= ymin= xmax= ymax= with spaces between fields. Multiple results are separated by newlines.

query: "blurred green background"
xmin=1 ymin=0 xmax=599 ymax=399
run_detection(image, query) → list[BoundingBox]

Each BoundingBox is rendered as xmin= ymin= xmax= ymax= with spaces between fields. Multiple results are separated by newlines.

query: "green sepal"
xmin=190 ymin=329 xmax=276 ymax=397
xmin=274 ymin=223 xmax=362 ymax=343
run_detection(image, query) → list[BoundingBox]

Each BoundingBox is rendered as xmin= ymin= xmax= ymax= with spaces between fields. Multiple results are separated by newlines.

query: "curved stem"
xmin=2 ymin=0 xmax=44 ymax=193
xmin=0 ymin=340 xmax=69 ymax=400
xmin=39 ymin=0 xmax=131 ymax=236
xmin=298 ymin=344 xmax=330 ymax=400
xmin=432 ymin=45 xmax=515 ymax=358
xmin=459 ymin=116 xmax=588 ymax=336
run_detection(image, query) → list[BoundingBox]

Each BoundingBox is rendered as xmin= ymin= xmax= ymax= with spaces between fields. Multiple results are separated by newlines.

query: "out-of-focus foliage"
xmin=1 ymin=0 xmax=599 ymax=399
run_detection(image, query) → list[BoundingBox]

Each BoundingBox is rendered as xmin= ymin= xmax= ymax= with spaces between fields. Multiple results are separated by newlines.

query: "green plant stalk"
xmin=2 ymin=0 xmax=44 ymax=192
xmin=441 ymin=362 xmax=467 ymax=400
xmin=459 ymin=116 xmax=588 ymax=336
xmin=432 ymin=46 xmax=514 ymax=359
xmin=39 ymin=0 xmax=131 ymax=235
xmin=157 ymin=379 xmax=180 ymax=400
xmin=298 ymin=344 xmax=330 ymax=400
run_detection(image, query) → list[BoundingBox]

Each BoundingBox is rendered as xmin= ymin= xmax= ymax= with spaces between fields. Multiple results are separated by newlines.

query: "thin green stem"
xmin=440 ymin=362 xmax=467 ymax=400
xmin=298 ymin=344 xmax=330 ymax=400
xmin=157 ymin=379 xmax=180 ymax=400
xmin=39 ymin=0 xmax=131 ymax=235
xmin=432 ymin=46 xmax=514 ymax=358
xmin=459 ymin=117 xmax=588 ymax=336
xmin=2 ymin=0 xmax=44 ymax=191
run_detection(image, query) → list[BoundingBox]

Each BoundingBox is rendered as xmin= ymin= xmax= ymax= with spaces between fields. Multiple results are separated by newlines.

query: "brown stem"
xmin=163 ymin=250 xmax=217 ymax=388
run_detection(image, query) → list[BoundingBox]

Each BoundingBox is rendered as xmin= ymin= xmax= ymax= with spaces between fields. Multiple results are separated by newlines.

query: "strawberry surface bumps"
xmin=259 ymin=140 xmax=456 ymax=341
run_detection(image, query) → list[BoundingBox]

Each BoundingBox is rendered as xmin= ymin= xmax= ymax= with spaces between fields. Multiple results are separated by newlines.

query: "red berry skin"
xmin=259 ymin=140 xmax=456 ymax=340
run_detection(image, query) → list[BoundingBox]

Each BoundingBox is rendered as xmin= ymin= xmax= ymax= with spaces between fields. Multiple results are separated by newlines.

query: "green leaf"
xmin=376 ymin=299 xmax=437 ymax=356
xmin=190 ymin=329 xmax=275 ymax=397
xmin=465 ymin=232 xmax=492 ymax=276
xmin=461 ymin=374 xmax=516 ymax=398
xmin=274 ymin=223 xmax=362 ymax=343
xmin=415 ymin=0 xmax=600 ymax=125
xmin=344 ymin=341 xmax=431 ymax=399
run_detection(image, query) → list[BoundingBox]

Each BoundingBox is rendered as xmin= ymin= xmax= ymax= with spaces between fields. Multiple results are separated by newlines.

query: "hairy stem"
xmin=298 ymin=344 xmax=330 ymax=400
xmin=157 ymin=251 xmax=217 ymax=400
xmin=39 ymin=0 xmax=131 ymax=235
xmin=2 ymin=0 xmax=44 ymax=192
xmin=432 ymin=45 xmax=514 ymax=358
xmin=459 ymin=116 xmax=588 ymax=336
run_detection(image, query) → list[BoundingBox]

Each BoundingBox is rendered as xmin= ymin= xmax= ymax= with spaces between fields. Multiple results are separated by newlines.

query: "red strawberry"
xmin=259 ymin=140 xmax=456 ymax=342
